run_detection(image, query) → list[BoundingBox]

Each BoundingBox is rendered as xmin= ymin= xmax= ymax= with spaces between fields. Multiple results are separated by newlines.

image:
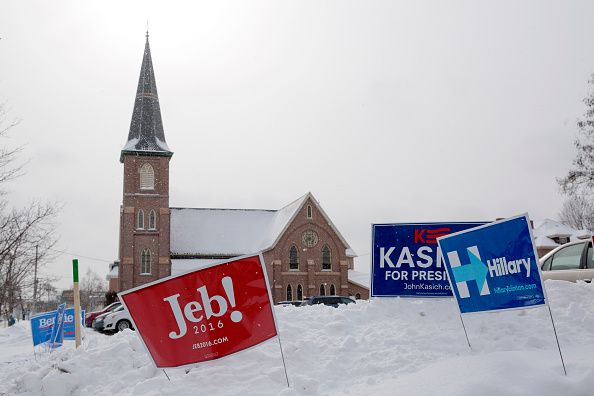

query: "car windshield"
xmin=103 ymin=303 xmax=120 ymax=312
xmin=550 ymin=243 xmax=584 ymax=270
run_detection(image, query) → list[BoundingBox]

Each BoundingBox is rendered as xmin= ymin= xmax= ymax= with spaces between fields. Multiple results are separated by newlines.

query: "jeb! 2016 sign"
xmin=371 ymin=222 xmax=486 ymax=297
xmin=119 ymin=254 xmax=278 ymax=369
xmin=437 ymin=214 xmax=546 ymax=314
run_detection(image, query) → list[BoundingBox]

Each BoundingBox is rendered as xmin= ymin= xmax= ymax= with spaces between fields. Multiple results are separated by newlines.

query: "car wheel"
xmin=116 ymin=320 xmax=133 ymax=332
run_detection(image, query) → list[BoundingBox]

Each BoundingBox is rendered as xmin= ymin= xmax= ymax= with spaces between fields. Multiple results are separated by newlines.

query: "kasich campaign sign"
xmin=372 ymin=223 xmax=485 ymax=297
xmin=119 ymin=255 xmax=278 ymax=368
xmin=437 ymin=214 xmax=546 ymax=314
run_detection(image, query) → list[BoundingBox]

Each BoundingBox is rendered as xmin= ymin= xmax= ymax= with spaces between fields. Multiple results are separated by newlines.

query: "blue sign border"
xmin=437 ymin=214 xmax=547 ymax=314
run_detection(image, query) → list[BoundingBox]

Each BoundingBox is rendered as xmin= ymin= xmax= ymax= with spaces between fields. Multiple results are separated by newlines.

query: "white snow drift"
xmin=1 ymin=280 xmax=594 ymax=395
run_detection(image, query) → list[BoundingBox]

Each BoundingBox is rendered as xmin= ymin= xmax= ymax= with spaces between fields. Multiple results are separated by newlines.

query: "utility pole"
xmin=33 ymin=245 xmax=38 ymax=314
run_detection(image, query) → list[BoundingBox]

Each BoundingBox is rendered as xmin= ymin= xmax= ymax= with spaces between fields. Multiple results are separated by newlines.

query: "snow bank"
xmin=1 ymin=280 xmax=594 ymax=395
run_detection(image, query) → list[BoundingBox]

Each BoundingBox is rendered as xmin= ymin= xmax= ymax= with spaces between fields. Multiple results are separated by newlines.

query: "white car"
xmin=539 ymin=239 xmax=594 ymax=282
xmin=102 ymin=305 xmax=135 ymax=333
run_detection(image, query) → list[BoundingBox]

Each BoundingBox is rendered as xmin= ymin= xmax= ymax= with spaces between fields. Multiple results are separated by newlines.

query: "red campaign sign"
xmin=119 ymin=255 xmax=278 ymax=368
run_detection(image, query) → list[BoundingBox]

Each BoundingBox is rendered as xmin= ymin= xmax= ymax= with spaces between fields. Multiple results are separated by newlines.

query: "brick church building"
xmin=110 ymin=34 xmax=369 ymax=302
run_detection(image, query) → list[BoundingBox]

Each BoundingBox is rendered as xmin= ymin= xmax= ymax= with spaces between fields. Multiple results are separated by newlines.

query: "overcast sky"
xmin=1 ymin=1 xmax=593 ymax=290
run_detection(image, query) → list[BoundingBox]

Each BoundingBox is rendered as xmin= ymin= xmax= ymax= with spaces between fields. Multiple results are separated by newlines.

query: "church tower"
xmin=118 ymin=32 xmax=173 ymax=292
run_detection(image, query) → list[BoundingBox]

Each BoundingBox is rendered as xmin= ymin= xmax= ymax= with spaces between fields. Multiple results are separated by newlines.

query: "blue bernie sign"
xmin=30 ymin=307 xmax=85 ymax=346
xmin=49 ymin=304 xmax=66 ymax=348
xmin=371 ymin=222 xmax=486 ymax=297
xmin=63 ymin=308 xmax=85 ymax=340
xmin=437 ymin=214 xmax=546 ymax=314
xmin=31 ymin=311 xmax=58 ymax=347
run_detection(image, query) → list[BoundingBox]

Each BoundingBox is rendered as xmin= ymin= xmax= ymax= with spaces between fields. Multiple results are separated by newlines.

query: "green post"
xmin=73 ymin=259 xmax=79 ymax=283
xmin=72 ymin=259 xmax=81 ymax=347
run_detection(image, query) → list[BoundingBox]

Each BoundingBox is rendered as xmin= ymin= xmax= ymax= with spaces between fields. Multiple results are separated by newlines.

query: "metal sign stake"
xmin=458 ymin=313 xmax=472 ymax=349
xmin=277 ymin=336 xmax=290 ymax=388
xmin=547 ymin=304 xmax=567 ymax=376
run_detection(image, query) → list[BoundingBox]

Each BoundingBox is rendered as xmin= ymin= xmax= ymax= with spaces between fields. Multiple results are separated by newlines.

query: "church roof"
xmin=170 ymin=192 xmax=356 ymax=258
xmin=121 ymin=32 xmax=172 ymax=161
xmin=348 ymin=269 xmax=370 ymax=289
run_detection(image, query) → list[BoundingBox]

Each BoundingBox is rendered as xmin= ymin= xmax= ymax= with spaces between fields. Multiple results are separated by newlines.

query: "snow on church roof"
xmin=171 ymin=259 xmax=223 ymax=276
xmin=171 ymin=207 xmax=278 ymax=256
xmin=171 ymin=193 xmax=336 ymax=257
xmin=348 ymin=269 xmax=370 ymax=289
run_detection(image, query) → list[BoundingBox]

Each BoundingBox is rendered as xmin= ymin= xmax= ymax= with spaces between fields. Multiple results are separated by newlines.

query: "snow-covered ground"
xmin=1 ymin=280 xmax=594 ymax=395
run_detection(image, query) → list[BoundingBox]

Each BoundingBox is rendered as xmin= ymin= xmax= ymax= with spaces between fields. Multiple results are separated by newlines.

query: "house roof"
xmin=170 ymin=192 xmax=355 ymax=258
xmin=106 ymin=262 xmax=119 ymax=280
xmin=533 ymin=218 xmax=592 ymax=249
xmin=534 ymin=219 xmax=575 ymax=239
xmin=534 ymin=235 xmax=558 ymax=249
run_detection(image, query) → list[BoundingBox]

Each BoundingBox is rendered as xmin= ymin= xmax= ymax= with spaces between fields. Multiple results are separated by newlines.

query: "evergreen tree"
xmin=104 ymin=290 xmax=118 ymax=306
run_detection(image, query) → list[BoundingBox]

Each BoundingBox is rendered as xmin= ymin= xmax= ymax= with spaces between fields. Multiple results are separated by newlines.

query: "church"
xmin=109 ymin=34 xmax=369 ymax=303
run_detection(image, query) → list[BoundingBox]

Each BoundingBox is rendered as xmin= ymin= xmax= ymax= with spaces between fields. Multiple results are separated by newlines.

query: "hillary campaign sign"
xmin=31 ymin=308 xmax=85 ymax=346
xmin=437 ymin=214 xmax=546 ymax=314
xmin=119 ymin=255 xmax=278 ymax=368
xmin=372 ymin=222 xmax=485 ymax=297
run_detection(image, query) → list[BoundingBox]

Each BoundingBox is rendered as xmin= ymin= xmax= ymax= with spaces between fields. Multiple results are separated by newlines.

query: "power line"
xmin=49 ymin=248 xmax=113 ymax=264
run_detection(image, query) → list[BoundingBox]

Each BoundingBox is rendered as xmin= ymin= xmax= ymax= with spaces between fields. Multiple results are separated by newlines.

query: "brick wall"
xmin=118 ymin=154 xmax=171 ymax=292
xmin=263 ymin=197 xmax=357 ymax=303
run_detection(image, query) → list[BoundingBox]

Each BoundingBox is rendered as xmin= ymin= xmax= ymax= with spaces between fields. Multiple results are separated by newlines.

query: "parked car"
xmin=102 ymin=305 xmax=134 ymax=333
xmin=92 ymin=311 xmax=111 ymax=332
xmin=85 ymin=302 xmax=121 ymax=327
xmin=277 ymin=301 xmax=303 ymax=307
xmin=540 ymin=240 xmax=594 ymax=282
xmin=300 ymin=296 xmax=356 ymax=307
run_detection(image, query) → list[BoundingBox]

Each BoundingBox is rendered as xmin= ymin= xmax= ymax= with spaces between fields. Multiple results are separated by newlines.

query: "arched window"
xmin=355 ymin=293 xmax=361 ymax=300
xmin=286 ymin=284 xmax=293 ymax=301
xmin=137 ymin=210 xmax=144 ymax=229
xmin=307 ymin=205 xmax=312 ymax=219
xmin=148 ymin=210 xmax=156 ymax=230
xmin=330 ymin=284 xmax=336 ymax=295
xmin=319 ymin=284 xmax=326 ymax=296
xmin=289 ymin=245 xmax=299 ymax=270
xmin=139 ymin=163 xmax=155 ymax=190
xmin=322 ymin=245 xmax=331 ymax=270
xmin=141 ymin=249 xmax=152 ymax=274
xmin=297 ymin=284 xmax=303 ymax=300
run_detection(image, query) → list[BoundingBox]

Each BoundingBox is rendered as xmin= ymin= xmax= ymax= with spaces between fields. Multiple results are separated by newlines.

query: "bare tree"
xmin=79 ymin=268 xmax=106 ymax=311
xmin=559 ymin=75 xmax=594 ymax=195
xmin=0 ymin=104 xmax=59 ymax=321
xmin=558 ymin=195 xmax=594 ymax=231
xmin=0 ymin=104 xmax=24 ymax=187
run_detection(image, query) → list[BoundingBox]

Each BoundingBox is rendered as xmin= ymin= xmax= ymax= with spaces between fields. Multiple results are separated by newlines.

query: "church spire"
xmin=121 ymin=32 xmax=172 ymax=162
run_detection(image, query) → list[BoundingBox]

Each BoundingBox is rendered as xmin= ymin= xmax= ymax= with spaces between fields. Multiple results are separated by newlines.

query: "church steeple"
xmin=117 ymin=32 xmax=173 ymax=292
xmin=121 ymin=32 xmax=172 ymax=162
